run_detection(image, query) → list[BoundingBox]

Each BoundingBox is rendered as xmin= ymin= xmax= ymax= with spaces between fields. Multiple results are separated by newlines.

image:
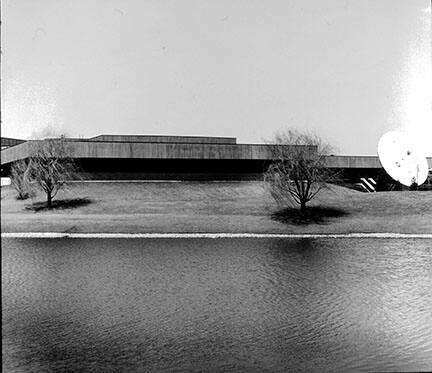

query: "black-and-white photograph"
xmin=1 ymin=0 xmax=431 ymax=371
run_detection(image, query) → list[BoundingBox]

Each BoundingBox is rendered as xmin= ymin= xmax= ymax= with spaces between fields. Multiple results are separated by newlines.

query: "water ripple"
xmin=2 ymin=237 xmax=432 ymax=372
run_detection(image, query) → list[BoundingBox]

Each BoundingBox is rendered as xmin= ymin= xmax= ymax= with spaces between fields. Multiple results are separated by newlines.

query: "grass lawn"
xmin=1 ymin=181 xmax=431 ymax=233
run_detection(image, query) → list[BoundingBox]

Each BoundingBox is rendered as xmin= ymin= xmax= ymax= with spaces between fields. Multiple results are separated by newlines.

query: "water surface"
xmin=2 ymin=238 xmax=432 ymax=372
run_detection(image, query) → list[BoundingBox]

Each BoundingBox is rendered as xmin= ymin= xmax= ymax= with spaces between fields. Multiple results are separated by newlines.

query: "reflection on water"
xmin=2 ymin=238 xmax=432 ymax=372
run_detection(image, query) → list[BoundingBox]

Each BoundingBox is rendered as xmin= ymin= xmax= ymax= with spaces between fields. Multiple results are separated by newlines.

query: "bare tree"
xmin=264 ymin=129 xmax=336 ymax=212
xmin=10 ymin=160 xmax=34 ymax=200
xmin=31 ymin=125 xmax=69 ymax=140
xmin=28 ymin=137 xmax=77 ymax=208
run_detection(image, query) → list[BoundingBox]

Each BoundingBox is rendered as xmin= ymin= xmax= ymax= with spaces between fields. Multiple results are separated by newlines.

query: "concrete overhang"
xmin=0 ymin=140 xmax=315 ymax=164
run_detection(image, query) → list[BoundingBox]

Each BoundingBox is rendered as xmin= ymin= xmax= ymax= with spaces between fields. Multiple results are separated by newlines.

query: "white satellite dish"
xmin=378 ymin=131 xmax=429 ymax=187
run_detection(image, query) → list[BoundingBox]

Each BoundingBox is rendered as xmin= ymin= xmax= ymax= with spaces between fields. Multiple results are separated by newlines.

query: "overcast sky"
xmin=2 ymin=0 xmax=431 ymax=155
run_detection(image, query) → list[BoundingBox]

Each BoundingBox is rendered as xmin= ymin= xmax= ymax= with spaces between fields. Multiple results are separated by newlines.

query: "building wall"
xmin=89 ymin=134 xmax=237 ymax=144
xmin=0 ymin=140 xmax=316 ymax=164
xmin=1 ymin=142 xmax=30 ymax=164
xmin=324 ymin=155 xmax=382 ymax=168
xmin=1 ymin=137 xmax=26 ymax=150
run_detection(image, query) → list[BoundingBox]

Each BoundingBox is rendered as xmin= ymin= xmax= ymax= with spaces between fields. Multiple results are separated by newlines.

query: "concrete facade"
xmin=0 ymin=136 xmax=316 ymax=164
xmin=89 ymin=134 xmax=237 ymax=144
xmin=1 ymin=137 xmax=26 ymax=150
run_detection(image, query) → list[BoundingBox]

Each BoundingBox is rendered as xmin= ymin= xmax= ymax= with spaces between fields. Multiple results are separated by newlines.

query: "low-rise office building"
xmin=1 ymin=134 xmax=430 ymax=182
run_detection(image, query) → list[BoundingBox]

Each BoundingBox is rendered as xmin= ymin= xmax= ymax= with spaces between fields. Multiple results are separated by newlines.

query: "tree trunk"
xmin=300 ymin=200 xmax=306 ymax=213
xmin=47 ymin=192 xmax=52 ymax=208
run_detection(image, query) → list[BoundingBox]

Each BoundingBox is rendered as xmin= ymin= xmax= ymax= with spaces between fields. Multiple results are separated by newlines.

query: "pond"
xmin=2 ymin=238 xmax=432 ymax=372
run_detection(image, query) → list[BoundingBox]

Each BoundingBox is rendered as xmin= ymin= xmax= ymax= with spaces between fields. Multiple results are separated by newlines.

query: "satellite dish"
xmin=378 ymin=131 xmax=429 ymax=187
